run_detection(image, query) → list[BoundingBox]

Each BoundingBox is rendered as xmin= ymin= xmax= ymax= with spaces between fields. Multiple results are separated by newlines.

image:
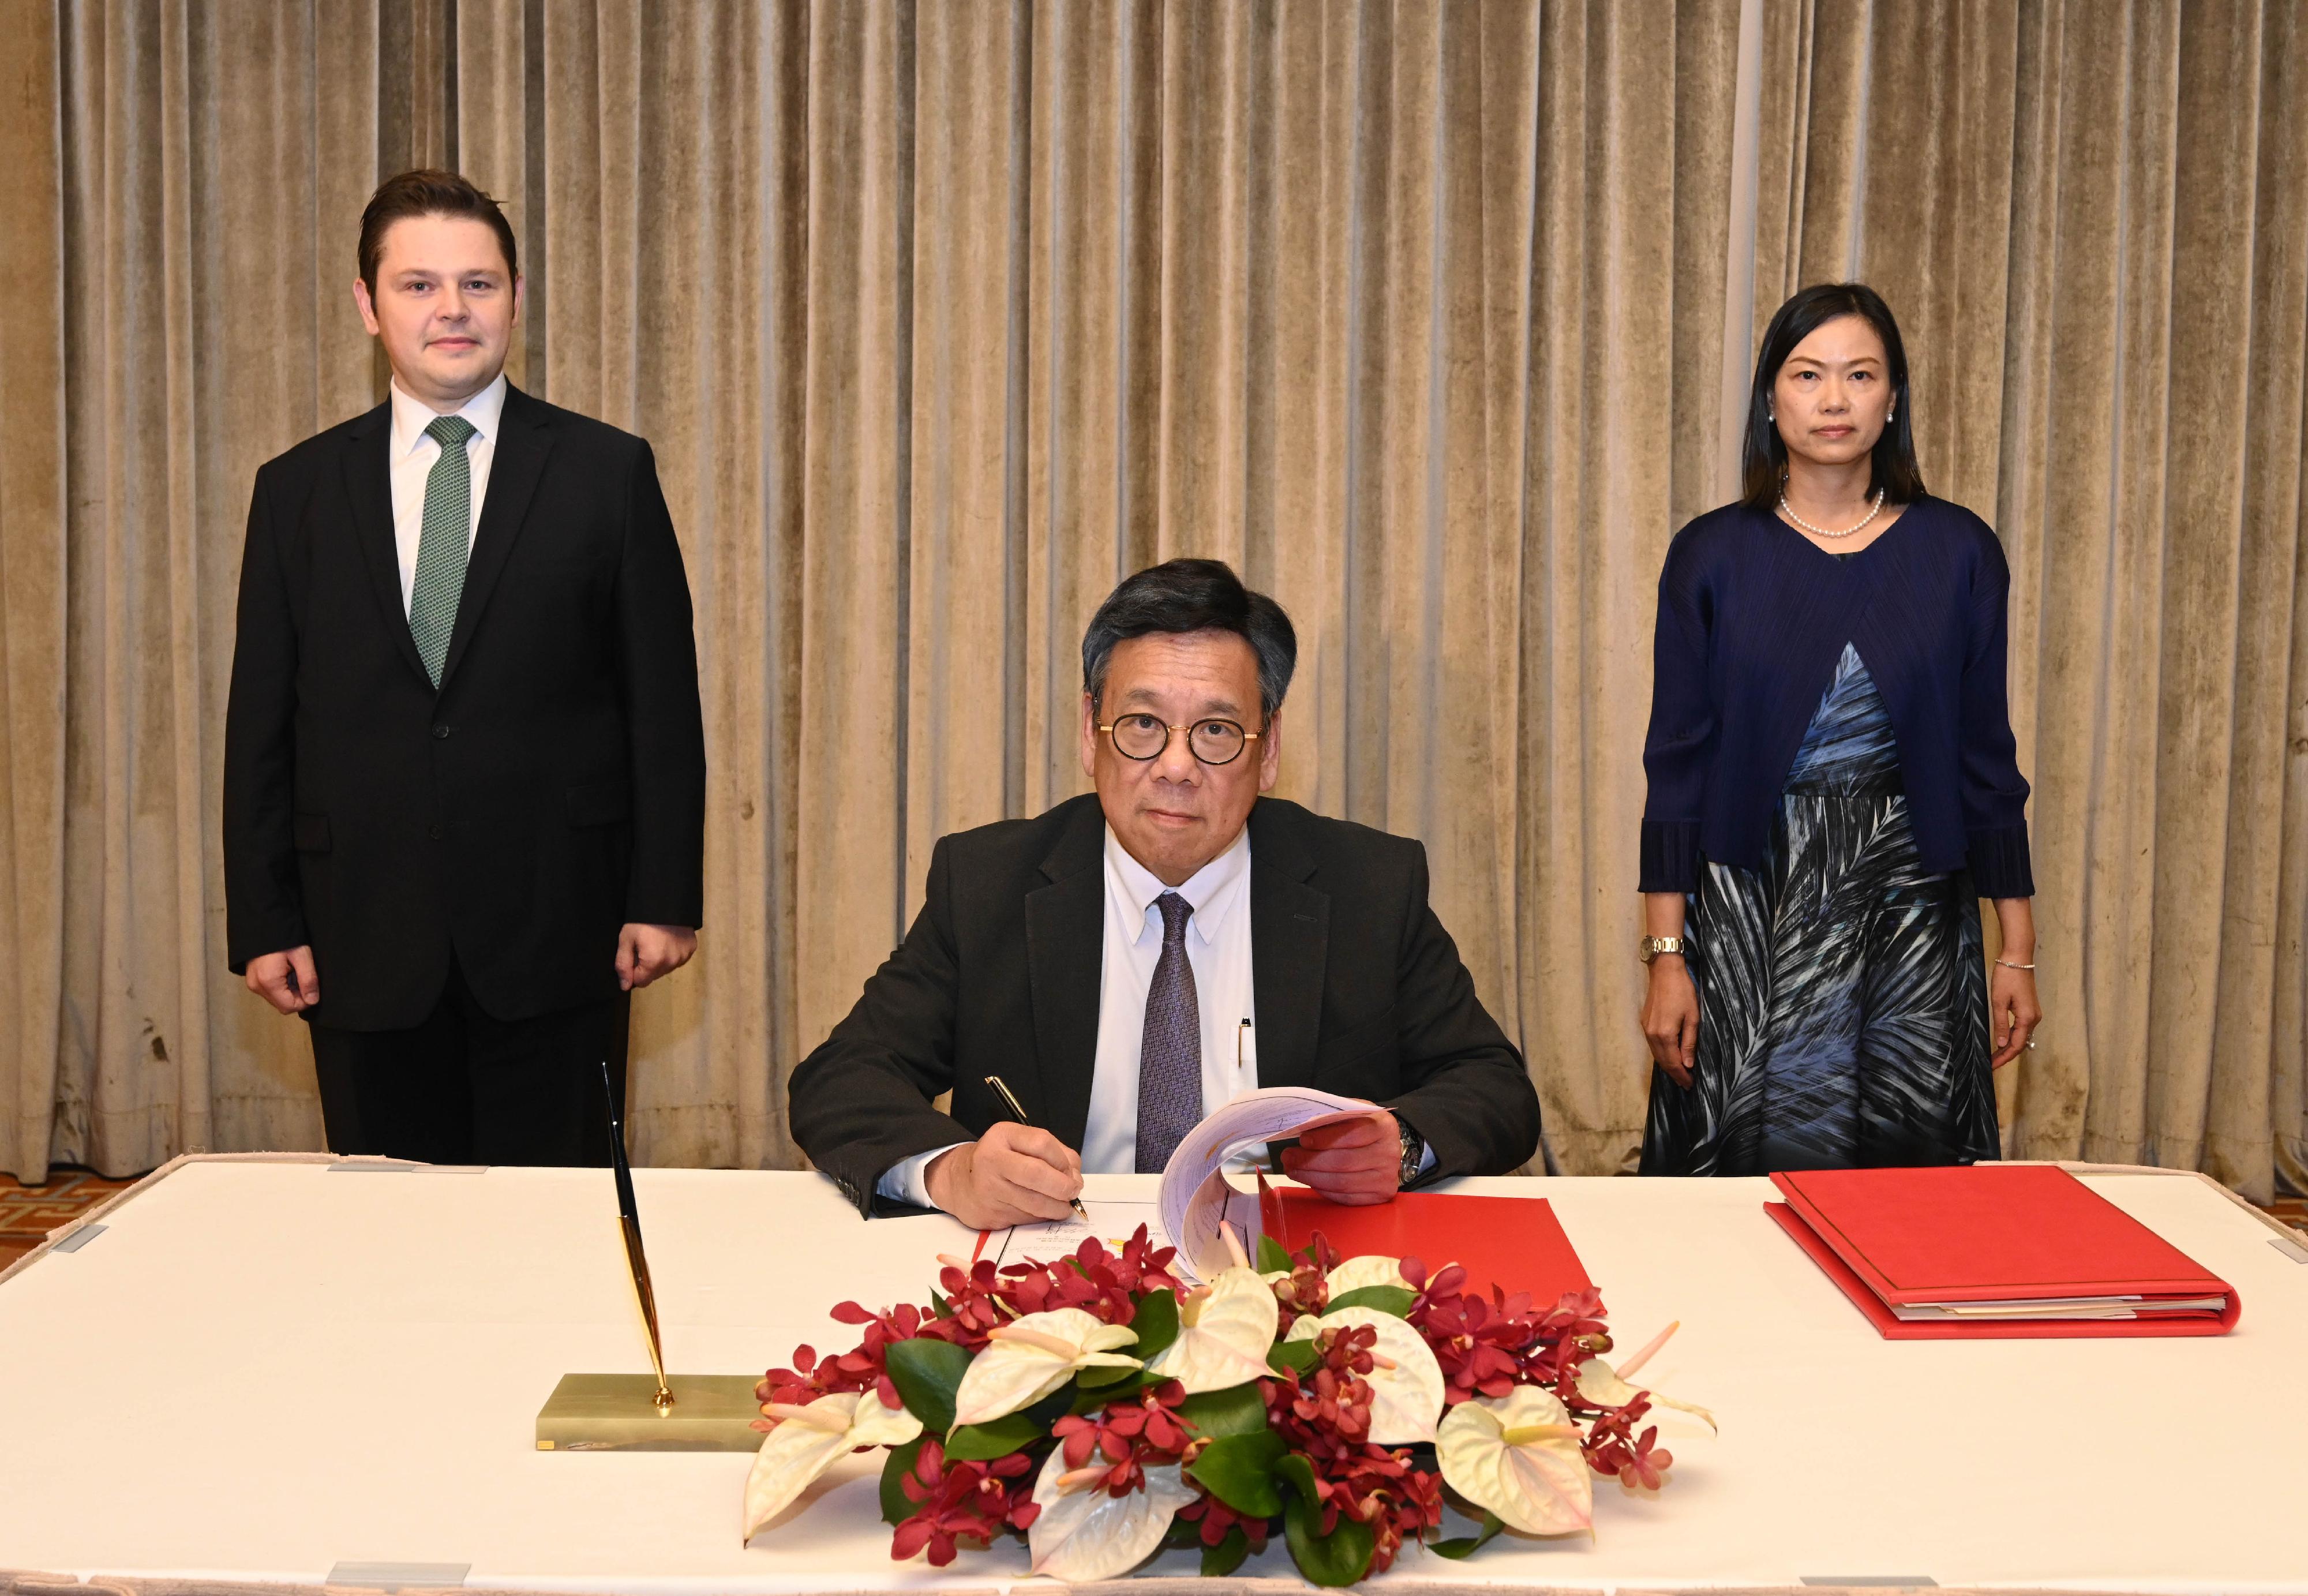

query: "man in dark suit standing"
xmin=224 ymin=170 xmax=705 ymax=1166
xmin=789 ymin=559 xmax=1539 ymax=1224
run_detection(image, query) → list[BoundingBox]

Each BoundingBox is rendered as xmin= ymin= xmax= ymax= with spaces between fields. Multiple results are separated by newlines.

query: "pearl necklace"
xmin=1779 ymin=487 xmax=1886 ymax=540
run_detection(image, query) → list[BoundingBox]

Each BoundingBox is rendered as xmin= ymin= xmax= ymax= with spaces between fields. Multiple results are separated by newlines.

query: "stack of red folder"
xmin=1767 ymin=1164 xmax=2240 ymax=1339
xmin=1259 ymin=1183 xmax=1594 ymax=1306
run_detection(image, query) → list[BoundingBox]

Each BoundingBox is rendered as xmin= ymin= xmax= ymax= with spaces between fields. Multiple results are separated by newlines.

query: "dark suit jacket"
xmin=789 ymin=793 xmax=1539 ymax=1214
xmin=222 ymin=384 xmax=706 ymax=1031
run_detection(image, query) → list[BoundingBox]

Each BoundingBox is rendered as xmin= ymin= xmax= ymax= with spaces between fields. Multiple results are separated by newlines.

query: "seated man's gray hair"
xmin=1081 ymin=559 xmax=1298 ymax=721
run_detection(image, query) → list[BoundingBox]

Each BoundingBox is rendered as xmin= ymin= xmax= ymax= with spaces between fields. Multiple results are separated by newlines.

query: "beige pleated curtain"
xmin=1 ymin=0 xmax=2302 ymax=1200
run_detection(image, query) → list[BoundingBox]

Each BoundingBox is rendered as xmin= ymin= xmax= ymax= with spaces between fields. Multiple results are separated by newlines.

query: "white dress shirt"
xmin=1081 ymin=823 xmax=1260 ymax=1173
xmin=876 ymin=824 xmax=1262 ymax=1204
xmin=386 ymin=373 xmax=508 ymax=615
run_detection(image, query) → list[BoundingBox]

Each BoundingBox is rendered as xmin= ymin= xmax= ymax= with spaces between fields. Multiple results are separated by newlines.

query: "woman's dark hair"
xmin=1082 ymin=559 xmax=1297 ymax=721
xmin=358 ymin=169 xmax=519 ymax=294
xmin=1740 ymin=282 xmax=1925 ymax=510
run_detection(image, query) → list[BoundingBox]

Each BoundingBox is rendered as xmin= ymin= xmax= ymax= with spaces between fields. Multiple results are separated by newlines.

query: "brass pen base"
xmin=535 ymin=1373 xmax=765 ymax=1451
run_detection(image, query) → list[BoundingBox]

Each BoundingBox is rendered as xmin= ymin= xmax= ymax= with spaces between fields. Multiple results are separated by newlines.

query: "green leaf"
xmin=1201 ymin=1526 xmax=1252 ymax=1577
xmin=1071 ymin=1368 xmax=1170 ymax=1410
xmin=929 ymin=1290 xmax=954 ymax=1319
xmin=1130 ymin=1287 xmax=1182 ymax=1363
xmin=1275 ymin=1452 xmax=1375 ymax=1587
xmin=883 ymin=1336 xmax=973 ymax=1434
xmin=879 ymin=1436 xmax=928 ymax=1526
xmin=1430 ymin=1510 xmax=1507 ymax=1560
xmin=1257 ymin=1234 xmax=1295 ymax=1274
xmin=1177 ymin=1382 xmax=1270 ymax=1438
xmin=1184 ymin=1431 xmax=1286 ymax=1518
xmin=1324 ymin=1284 xmax=1417 ymax=1318
xmin=1163 ymin=1515 xmax=1204 ymax=1551
xmin=1024 ymin=1382 xmax=1078 ymax=1428
xmin=1266 ymin=1338 xmax=1319 ymax=1376
xmin=943 ymin=1412 xmax=1044 ymax=1461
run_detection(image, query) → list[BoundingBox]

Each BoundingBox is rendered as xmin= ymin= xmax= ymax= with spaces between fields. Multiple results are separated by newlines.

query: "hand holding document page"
xmin=1156 ymin=1086 xmax=1378 ymax=1280
xmin=974 ymin=1088 xmax=1377 ymax=1272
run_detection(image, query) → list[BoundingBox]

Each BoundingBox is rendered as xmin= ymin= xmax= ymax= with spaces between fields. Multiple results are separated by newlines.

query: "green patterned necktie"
xmin=410 ymin=413 xmax=479 ymax=687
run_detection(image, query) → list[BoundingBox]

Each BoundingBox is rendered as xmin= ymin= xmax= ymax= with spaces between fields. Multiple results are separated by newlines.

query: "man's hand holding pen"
xmin=923 ymin=1123 xmax=1085 ymax=1230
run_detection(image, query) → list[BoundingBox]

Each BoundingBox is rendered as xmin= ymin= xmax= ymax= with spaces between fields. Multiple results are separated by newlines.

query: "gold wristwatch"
xmin=1639 ymin=935 xmax=1688 ymax=964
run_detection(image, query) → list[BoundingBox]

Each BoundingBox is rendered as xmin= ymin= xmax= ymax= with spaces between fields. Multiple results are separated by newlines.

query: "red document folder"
xmin=1767 ymin=1164 xmax=2241 ymax=1339
xmin=1260 ymin=1184 xmax=1594 ymax=1307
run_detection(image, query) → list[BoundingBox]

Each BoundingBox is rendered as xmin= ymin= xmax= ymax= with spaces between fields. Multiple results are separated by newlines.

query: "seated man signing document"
xmin=789 ymin=559 xmax=1541 ymax=1226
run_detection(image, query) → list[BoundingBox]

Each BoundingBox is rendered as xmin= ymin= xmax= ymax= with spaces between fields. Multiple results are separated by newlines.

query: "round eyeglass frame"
xmin=1097 ymin=714 xmax=1263 ymax=766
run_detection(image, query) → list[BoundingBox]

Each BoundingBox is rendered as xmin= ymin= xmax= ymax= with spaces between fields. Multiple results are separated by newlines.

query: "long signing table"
xmin=2 ymin=1156 xmax=2305 ymax=1595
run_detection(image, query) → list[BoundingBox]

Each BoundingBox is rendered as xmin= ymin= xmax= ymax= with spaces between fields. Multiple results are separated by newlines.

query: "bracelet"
xmin=1995 ymin=958 xmax=2037 ymax=971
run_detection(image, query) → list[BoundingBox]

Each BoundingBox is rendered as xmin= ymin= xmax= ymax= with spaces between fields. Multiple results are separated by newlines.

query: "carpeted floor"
xmin=0 ymin=1167 xmax=143 ymax=1269
xmin=2 ymin=1166 xmax=2305 ymax=1273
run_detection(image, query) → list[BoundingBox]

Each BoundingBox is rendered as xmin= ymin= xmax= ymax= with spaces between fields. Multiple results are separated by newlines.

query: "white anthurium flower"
xmin=1283 ymin=1303 xmax=1446 ymax=1444
xmin=1144 ymin=1267 xmax=1279 ymax=1394
xmin=950 ymin=1307 xmax=1141 ymax=1427
xmin=1436 ymin=1385 xmax=1593 ymax=1537
xmin=1324 ymin=1253 xmax=1411 ymax=1296
xmin=1574 ymin=1357 xmax=1718 ymax=1432
xmin=1574 ymin=1320 xmax=1716 ymax=1432
xmin=1028 ymin=1447 xmax=1201 ymax=1582
xmin=743 ymin=1389 xmax=923 ymax=1542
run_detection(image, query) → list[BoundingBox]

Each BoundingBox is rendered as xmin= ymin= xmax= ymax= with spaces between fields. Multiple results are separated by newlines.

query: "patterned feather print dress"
xmin=1639 ymin=641 xmax=1998 ymax=1175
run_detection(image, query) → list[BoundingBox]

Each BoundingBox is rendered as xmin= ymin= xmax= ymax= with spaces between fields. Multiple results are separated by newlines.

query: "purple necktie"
xmin=1134 ymin=891 xmax=1202 ymax=1172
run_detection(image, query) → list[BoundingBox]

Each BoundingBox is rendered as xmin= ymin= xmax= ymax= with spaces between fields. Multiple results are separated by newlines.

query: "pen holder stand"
xmin=535 ymin=1372 xmax=765 ymax=1451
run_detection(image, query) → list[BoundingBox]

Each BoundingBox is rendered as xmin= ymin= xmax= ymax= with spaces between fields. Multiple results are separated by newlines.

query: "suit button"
xmin=428 ymin=824 xmax=444 ymax=840
xmin=432 ymin=724 xmax=452 ymax=739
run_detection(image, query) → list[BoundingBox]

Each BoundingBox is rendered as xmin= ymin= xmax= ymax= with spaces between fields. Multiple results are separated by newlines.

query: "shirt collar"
xmin=388 ymin=371 xmax=509 ymax=463
xmin=1104 ymin=822 xmax=1253 ymax=947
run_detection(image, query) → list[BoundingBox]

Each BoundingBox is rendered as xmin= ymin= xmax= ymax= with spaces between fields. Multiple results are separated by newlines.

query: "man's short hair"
xmin=358 ymin=169 xmax=519 ymax=294
xmin=1082 ymin=559 xmax=1298 ymax=722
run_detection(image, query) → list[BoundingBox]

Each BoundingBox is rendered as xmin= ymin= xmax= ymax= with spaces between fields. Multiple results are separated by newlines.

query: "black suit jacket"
xmin=222 ymin=385 xmax=706 ymax=1030
xmin=788 ymin=793 xmax=1539 ymax=1213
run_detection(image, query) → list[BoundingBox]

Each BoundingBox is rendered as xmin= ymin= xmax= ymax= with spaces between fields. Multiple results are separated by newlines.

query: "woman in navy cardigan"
xmin=1636 ymin=283 xmax=2041 ymax=1175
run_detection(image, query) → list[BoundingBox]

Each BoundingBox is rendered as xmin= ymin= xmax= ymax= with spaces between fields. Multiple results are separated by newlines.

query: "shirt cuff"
xmin=877 ymin=1144 xmax=966 ymax=1208
xmin=1638 ymin=819 xmax=1702 ymax=894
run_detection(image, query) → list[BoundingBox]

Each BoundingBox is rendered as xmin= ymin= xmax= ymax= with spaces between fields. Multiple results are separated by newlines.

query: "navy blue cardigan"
xmin=1639 ymin=496 xmax=2035 ymax=899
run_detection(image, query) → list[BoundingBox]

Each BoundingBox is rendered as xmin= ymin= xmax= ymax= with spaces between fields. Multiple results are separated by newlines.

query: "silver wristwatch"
xmin=1639 ymin=935 xmax=1688 ymax=964
xmin=1396 ymin=1118 xmax=1426 ymax=1186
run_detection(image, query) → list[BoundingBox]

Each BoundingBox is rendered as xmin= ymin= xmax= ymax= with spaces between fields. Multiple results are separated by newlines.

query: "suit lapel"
xmin=1025 ymin=800 xmax=1108 ymax=1151
xmin=438 ymin=384 xmax=554 ymax=692
xmin=1247 ymin=801 xmax=1328 ymax=1090
xmin=341 ymin=403 xmax=432 ymax=686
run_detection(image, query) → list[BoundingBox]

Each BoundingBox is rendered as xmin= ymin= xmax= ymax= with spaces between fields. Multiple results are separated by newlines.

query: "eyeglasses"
xmin=1098 ymin=714 xmax=1262 ymax=766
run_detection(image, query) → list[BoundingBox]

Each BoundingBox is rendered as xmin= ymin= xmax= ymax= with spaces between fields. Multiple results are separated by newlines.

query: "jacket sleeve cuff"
xmin=1638 ymin=819 xmax=1702 ymax=894
xmin=1965 ymin=823 xmax=2035 ymax=900
xmin=226 ymin=913 xmax=310 ymax=976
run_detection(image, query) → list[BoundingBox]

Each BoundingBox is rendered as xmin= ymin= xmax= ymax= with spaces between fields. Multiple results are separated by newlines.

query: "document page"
xmin=1157 ymin=1086 xmax=1376 ymax=1281
xmin=987 ymin=1200 xmax=1166 ymax=1268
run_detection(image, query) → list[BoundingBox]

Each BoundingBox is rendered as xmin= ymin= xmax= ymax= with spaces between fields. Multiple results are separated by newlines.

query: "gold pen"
xmin=983 ymin=1074 xmax=1092 ymax=1221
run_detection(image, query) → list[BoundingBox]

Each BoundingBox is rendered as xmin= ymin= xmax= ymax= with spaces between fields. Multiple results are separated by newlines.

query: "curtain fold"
xmin=0 ymin=1 xmax=2300 ymax=1197
xmin=0 ymin=0 xmax=72 ymax=1187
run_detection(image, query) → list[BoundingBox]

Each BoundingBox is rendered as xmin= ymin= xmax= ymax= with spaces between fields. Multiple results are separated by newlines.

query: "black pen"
xmin=983 ymin=1074 xmax=1092 ymax=1221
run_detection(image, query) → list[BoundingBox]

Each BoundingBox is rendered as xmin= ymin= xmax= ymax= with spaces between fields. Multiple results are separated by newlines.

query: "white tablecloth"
xmin=1 ymin=1157 xmax=2303 ymax=1595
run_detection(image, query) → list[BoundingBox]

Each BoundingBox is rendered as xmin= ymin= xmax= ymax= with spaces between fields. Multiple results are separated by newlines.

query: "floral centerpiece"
xmin=742 ymin=1224 xmax=1708 ymax=1584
